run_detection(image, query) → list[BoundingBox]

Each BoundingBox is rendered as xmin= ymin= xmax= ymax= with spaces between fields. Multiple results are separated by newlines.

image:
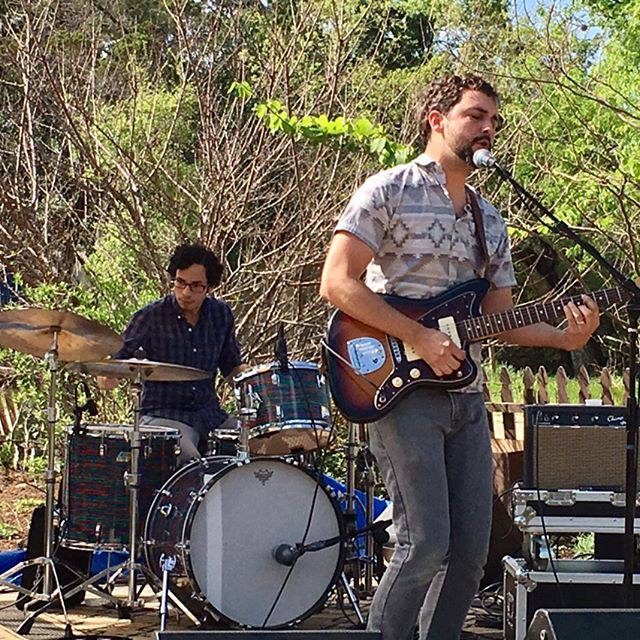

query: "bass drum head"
xmin=186 ymin=458 xmax=344 ymax=628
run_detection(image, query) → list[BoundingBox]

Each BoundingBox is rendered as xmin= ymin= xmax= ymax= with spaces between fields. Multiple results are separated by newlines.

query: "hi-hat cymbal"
xmin=66 ymin=358 xmax=212 ymax=382
xmin=0 ymin=308 xmax=123 ymax=362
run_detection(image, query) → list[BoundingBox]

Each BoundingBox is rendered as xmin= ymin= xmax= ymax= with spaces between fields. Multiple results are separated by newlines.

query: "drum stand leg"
xmin=159 ymin=554 xmax=176 ymax=631
xmin=340 ymin=572 xmax=365 ymax=625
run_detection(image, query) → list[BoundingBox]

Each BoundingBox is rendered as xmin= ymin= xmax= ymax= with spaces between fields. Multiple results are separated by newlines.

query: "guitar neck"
xmin=459 ymin=286 xmax=630 ymax=343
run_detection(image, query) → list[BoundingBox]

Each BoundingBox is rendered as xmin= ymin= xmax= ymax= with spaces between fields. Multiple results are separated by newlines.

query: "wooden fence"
xmin=0 ymin=363 xmax=630 ymax=468
xmin=484 ymin=364 xmax=629 ymax=441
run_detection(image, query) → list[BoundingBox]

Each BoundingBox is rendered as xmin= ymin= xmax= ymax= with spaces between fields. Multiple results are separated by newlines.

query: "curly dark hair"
xmin=416 ymin=74 xmax=500 ymax=146
xmin=167 ymin=243 xmax=223 ymax=287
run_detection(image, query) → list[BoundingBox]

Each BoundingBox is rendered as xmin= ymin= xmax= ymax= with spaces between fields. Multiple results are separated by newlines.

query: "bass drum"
xmin=144 ymin=457 xmax=345 ymax=628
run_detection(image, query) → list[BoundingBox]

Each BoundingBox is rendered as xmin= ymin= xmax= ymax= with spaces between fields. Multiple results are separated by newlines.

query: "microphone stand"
xmin=483 ymin=154 xmax=640 ymax=606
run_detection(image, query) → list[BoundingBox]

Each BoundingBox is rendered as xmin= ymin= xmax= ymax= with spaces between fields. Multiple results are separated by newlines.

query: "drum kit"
xmin=0 ymin=307 xmax=385 ymax=634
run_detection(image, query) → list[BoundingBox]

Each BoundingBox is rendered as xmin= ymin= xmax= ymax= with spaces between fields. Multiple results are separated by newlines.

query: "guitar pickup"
xmin=438 ymin=316 xmax=461 ymax=348
xmin=404 ymin=316 xmax=462 ymax=361
xmin=404 ymin=343 xmax=421 ymax=362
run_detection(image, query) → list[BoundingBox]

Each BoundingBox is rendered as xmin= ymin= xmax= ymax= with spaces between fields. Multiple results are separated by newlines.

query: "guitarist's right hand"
xmin=414 ymin=327 xmax=466 ymax=378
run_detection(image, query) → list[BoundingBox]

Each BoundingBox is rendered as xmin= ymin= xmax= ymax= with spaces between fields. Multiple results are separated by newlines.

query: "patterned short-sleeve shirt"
xmin=335 ymin=153 xmax=517 ymax=392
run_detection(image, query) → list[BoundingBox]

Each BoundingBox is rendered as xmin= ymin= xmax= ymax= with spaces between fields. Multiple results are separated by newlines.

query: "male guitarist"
xmin=319 ymin=74 xmax=599 ymax=640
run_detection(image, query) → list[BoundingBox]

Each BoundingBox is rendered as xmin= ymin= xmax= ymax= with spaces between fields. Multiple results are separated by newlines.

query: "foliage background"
xmin=0 ymin=0 xmax=639 ymax=468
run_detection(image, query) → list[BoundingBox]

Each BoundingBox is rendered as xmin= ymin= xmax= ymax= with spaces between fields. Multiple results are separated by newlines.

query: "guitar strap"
xmin=465 ymin=185 xmax=489 ymax=276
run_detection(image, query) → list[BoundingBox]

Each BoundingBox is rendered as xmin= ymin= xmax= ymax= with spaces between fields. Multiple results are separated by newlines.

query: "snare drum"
xmin=61 ymin=424 xmax=180 ymax=549
xmin=234 ymin=361 xmax=332 ymax=455
xmin=144 ymin=457 xmax=345 ymax=628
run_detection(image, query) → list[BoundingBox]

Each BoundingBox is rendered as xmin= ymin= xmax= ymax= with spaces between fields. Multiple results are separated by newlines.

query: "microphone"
xmin=81 ymin=380 xmax=99 ymax=416
xmin=275 ymin=322 xmax=288 ymax=371
xmin=73 ymin=385 xmax=82 ymax=435
xmin=273 ymin=543 xmax=300 ymax=566
xmin=273 ymin=532 xmax=344 ymax=567
xmin=472 ymin=148 xmax=497 ymax=169
xmin=370 ymin=518 xmax=393 ymax=546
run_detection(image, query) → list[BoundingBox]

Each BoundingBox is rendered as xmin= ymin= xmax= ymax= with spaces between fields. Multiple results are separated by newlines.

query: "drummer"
xmin=98 ymin=242 xmax=245 ymax=465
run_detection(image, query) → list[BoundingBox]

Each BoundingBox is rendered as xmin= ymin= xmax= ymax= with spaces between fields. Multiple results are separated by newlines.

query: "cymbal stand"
xmin=344 ymin=423 xmax=378 ymax=598
xmin=359 ymin=427 xmax=378 ymax=597
xmin=0 ymin=329 xmax=75 ymax=633
xmin=98 ymin=367 xmax=165 ymax=608
xmin=121 ymin=370 xmax=144 ymax=605
xmin=344 ymin=421 xmax=361 ymax=591
xmin=236 ymin=408 xmax=252 ymax=462
xmin=42 ymin=330 xmax=60 ymax=596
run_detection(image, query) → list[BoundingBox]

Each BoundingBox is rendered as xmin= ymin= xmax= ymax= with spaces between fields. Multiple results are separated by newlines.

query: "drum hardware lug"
xmin=271 ymin=373 xmax=280 ymax=385
xmin=159 ymin=504 xmax=174 ymax=518
xmin=124 ymin=471 xmax=140 ymax=488
xmin=99 ymin=443 xmax=107 ymax=456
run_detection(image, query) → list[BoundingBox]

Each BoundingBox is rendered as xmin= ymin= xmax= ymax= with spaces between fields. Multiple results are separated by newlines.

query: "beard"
xmin=449 ymin=135 xmax=491 ymax=167
xmin=453 ymin=143 xmax=475 ymax=166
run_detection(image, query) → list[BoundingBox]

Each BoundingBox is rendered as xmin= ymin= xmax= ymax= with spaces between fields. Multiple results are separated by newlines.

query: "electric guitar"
xmin=323 ymin=278 xmax=632 ymax=423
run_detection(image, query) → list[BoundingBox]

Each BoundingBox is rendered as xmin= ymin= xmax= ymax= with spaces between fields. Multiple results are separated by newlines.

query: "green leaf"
xmin=227 ymin=80 xmax=252 ymax=99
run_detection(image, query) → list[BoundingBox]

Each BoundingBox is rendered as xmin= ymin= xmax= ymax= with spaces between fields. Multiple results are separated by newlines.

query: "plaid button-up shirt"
xmin=113 ymin=294 xmax=242 ymax=435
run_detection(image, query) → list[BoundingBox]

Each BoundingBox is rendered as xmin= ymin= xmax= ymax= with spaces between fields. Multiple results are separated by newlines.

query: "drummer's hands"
xmin=226 ymin=363 xmax=249 ymax=384
xmin=97 ymin=375 xmax=119 ymax=390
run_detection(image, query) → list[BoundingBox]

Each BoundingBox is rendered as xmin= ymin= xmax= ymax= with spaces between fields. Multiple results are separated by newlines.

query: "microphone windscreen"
xmin=472 ymin=148 xmax=496 ymax=169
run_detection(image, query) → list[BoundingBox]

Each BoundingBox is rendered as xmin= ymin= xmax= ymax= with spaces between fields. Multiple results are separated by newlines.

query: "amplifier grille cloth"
xmin=531 ymin=426 xmax=637 ymax=489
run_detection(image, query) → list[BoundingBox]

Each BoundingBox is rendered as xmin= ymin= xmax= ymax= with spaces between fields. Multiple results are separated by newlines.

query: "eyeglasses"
xmin=174 ymin=278 xmax=207 ymax=294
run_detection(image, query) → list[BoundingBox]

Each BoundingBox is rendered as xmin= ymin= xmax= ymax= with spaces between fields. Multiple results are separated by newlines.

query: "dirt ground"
xmin=0 ymin=470 xmax=45 ymax=551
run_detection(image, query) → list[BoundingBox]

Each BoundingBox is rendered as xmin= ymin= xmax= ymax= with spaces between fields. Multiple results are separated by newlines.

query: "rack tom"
xmin=234 ymin=361 xmax=332 ymax=455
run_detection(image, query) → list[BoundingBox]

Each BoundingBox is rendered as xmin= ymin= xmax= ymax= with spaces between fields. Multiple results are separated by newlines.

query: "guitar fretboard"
xmin=459 ymin=286 xmax=631 ymax=342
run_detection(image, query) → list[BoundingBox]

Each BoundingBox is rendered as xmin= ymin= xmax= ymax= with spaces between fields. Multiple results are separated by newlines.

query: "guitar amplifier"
xmin=524 ymin=404 xmax=634 ymax=490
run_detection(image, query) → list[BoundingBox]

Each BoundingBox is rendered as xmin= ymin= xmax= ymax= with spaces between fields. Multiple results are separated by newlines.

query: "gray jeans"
xmin=140 ymin=415 xmax=238 ymax=466
xmin=366 ymin=389 xmax=493 ymax=640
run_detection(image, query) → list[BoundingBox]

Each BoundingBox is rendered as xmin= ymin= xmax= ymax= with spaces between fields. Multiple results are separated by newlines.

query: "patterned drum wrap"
xmin=143 ymin=457 xmax=345 ymax=628
xmin=62 ymin=424 xmax=179 ymax=548
xmin=234 ymin=361 xmax=332 ymax=455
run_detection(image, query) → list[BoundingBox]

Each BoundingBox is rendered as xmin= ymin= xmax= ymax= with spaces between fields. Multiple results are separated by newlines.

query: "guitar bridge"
xmin=346 ymin=337 xmax=386 ymax=374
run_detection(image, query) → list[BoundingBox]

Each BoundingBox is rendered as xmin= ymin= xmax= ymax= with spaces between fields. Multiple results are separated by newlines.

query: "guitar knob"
xmin=409 ymin=368 xmax=420 ymax=379
xmin=392 ymin=377 xmax=403 ymax=388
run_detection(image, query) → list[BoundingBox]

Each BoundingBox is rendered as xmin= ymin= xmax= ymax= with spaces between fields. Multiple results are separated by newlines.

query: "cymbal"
xmin=66 ymin=358 xmax=212 ymax=382
xmin=0 ymin=308 xmax=123 ymax=362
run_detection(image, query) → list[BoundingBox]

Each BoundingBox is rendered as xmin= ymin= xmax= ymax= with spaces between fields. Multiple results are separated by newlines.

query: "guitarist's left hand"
xmin=561 ymin=295 xmax=600 ymax=350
